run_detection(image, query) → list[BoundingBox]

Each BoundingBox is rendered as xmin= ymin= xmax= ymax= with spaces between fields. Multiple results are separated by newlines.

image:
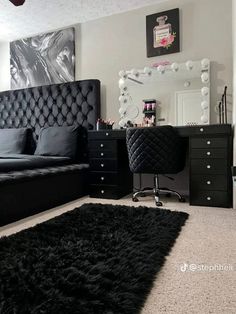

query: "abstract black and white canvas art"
xmin=10 ymin=28 xmax=75 ymax=89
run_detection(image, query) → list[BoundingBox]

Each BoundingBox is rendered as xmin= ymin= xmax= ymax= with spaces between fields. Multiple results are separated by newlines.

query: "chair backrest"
xmin=126 ymin=126 xmax=186 ymax=174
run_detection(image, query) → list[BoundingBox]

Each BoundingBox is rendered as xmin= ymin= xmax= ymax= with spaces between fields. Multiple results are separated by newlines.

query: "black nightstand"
xmin=88 ymin=129 xmax=133 ymax=199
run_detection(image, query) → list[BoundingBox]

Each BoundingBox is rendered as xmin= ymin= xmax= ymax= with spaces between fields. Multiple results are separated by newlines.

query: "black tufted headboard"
xmin=0 ymin=79 xmax=100 ymax=145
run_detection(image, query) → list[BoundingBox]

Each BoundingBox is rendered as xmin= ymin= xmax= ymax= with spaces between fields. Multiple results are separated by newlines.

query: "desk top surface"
xmin=89 ymin=124 xmax=232 ymax=139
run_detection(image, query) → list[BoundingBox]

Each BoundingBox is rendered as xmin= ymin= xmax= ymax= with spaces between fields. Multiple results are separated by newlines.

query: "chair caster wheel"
xmin=155 ymin=201 xmax=163 ymax=207
xmin=179 ymin=197 xmax=186 ymax=203
xmin=132 ymin=197 xmax=139 ymax=202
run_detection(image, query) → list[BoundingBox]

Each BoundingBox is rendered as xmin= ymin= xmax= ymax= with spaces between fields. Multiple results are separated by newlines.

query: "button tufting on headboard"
xmin=0 ymin=80 xmax=101 ymax=148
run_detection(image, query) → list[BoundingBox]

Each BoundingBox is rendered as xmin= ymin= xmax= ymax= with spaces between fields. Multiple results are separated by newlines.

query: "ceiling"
xmin=0 ymin=0 xmax=167 ymax=42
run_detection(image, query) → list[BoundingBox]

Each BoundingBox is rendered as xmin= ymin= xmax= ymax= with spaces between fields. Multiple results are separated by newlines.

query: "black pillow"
xmin=34 ymin=126 xmax=79 ymax=159
xmin=0 ymin=128 xmax=28 ymax=154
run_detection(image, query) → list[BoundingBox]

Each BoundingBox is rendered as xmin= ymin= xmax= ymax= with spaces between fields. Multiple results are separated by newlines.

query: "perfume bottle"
xmin=153 ymin=15 xmax=172 ymax=48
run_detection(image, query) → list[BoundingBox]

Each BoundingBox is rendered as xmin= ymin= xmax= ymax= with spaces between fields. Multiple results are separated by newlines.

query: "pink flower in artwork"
xmin=160 ymin=38 xmax=168 ymax=47
xmin=168 ymin=34 xmax=175 ymax=44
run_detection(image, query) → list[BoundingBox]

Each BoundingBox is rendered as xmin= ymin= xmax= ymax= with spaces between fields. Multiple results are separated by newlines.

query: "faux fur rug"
xmin=0 ymin=203 xmax=188 ymax=314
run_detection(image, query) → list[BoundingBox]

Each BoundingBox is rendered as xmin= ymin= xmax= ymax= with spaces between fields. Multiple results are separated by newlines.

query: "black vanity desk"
xmin=88 ymin=124 xmax=233 ymax=208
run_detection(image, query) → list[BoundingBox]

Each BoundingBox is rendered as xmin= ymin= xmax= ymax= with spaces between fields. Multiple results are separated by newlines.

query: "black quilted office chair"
xmin=126 ymin=126 xmax=187 ymax=206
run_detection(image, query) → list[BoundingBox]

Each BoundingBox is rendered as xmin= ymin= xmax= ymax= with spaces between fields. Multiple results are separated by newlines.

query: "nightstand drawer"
xmin=190 ymin=190 xmax=229 ymax=207
xmin=90 ymin=185 xmax=121 ymax=199
xmin=90 ymin=172 xmax=118 ymax=185
xmin=191 ymin=159 xmax=227 ymax=174
xmin=191 ymin=137 xmax=227 ymax=148
xmin=191 ymin=148 xmax=227 ymax=159
xmin=191 ymin=175 xmax=228 ymax=191
xmin=89 ymin=140 xmax=117 ymax=152
xmin=90 ymin=159 xmax=117 ymax=171
xmin=89 ymin=150 xmax=116 ymax=159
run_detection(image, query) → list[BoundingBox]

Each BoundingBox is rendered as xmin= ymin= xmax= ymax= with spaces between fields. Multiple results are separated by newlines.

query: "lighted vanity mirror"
xmin=118 ymin=59 xmax=210 ymax=127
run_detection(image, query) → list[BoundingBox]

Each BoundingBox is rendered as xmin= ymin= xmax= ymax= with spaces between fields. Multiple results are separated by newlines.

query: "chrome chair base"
xmin=132 ymin=175 xmax=185 ymax=207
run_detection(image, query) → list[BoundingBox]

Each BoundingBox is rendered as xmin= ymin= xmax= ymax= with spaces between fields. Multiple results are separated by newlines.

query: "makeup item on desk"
xmin=143 ymin=99 xmax=156 ymax=112
xmin=146 ymin=103 xmax=152 ymax=111
xmin=143 ymin=102 xmax=147 ymax=111
xmin=96 ymin=118 xmax=114 ymax=130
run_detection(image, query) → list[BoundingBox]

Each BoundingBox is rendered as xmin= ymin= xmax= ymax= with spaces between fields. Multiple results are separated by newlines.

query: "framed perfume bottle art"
xmin=146 ymin=8 xmax=180 ymax=57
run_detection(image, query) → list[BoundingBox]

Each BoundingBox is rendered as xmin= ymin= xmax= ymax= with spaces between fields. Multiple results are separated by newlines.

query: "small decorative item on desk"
xmin=142 ymin=99 xmax=156 ymax=127
xmin=218 ymin=86 xmax=228 ymax=124
xmin=96 ymin=118 xmax=114 ymax=130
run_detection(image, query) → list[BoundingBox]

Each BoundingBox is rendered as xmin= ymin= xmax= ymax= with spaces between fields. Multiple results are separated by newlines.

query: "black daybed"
xmin=0 ymin=79 xmax=100 ymax=226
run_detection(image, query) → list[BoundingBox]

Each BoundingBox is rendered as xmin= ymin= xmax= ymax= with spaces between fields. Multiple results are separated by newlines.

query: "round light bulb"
xmin=119 ymin=119 xmax=126 ymax=127
xmin=143 ymin=67 xmax=152 ymax=76
xmin=157 ymin=65 xmax=165 ymax=74
xmin=119 ymin=79 xmax=128 ymax=94
xmin=201 ymin=101 xmax=208 ymax=110
xmin=119 ymin=107 xmax=126 ymax=116
xmin=131 ymin=69 xmax=139 ymax=77
xmin=171 ymin=62 xmax=179 ymax=72
xmin=201 ymin=87 xmax=209 ymax=96
xmin=119 ymin=95 xmax=128 ymax=104
xmin=201 ymin=72 xmax=209 ymax=83
xmin=201 ymin=58 xmax=210 ymax=70
xmin=186 ymin=60 xmax=194 ymax=70
xmin=201 ymin=115 xmax=208 ymax=123
xmin=119 ymin=78 xmax=125 ymax=89
xmin=119 ymin=70 xmax=128 ymax=79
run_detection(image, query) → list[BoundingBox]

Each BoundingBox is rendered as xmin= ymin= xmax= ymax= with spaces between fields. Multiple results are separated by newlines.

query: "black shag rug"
xmin=0 ymin=203 xmax=188 ymax=314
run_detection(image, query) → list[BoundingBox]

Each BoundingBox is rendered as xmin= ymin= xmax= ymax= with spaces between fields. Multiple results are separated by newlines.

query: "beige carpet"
xmin=1 ymin=196 xmax=236 ymax=314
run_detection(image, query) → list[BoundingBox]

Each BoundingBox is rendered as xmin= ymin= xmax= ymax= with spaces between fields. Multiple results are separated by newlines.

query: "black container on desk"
xmin=96 ymin=122 xmax=113 ymax=130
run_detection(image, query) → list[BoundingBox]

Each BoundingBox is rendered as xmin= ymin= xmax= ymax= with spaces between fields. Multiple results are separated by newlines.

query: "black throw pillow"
xmin=34 ymin=126 xmax=79 ymax=159
xmin=0 ymin=128 xmax=28 ymax=154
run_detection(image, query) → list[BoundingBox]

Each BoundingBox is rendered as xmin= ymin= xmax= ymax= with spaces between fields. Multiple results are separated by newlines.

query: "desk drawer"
xmin=191 ymin=159 xmax=227 ymax=174
xmin=191 ymin=137 xmax=227 ymax=149
xmin=191 ymin=148 xmax=227 ymax=159
xmin=89 ymin=140 xmax=117 ymax=152
xmin=90 ymin=172 xmax=118 ymax=185
xmin=90 ymin=184 xmax=120 ymax=199
xmin=89 ymin=150 xmax=116 ymax=159
xmin=191 ymin=175 xmax=228 ymax=191
xmin=90 ymin=159 xmax=117 ymax=171
xmin=190 ymin=190 xmax=229 ymax=207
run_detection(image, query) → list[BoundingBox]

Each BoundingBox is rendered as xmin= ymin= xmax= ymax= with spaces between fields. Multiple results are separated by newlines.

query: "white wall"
xmin=78 ymin=0 xmax=233 ymax=125
xmin=0 ymin=42 xmax=10 ymax=92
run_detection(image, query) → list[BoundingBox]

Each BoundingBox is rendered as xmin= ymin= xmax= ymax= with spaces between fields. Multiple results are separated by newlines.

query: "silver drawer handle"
xmin=207 ymin=181 xmax=211 ymax=185
xmin=101 ymin=177 xmax=105 ymax=181
xmin=207 ymin=141 xmax=211 ymax=145
xmin=101 ymin=190 xmax=105 ymax=194
xmin=207 ymin=165 xmax=211 ymax=169
xmin=101 ymin=163 xmax=104 ymax=168
xmin=207 ymin=196 xmax=211 ymax=201
xmin=100 ymin=153 xmax=104 ymax=156
xmin=200 ymin=128 xmax=204 ymax=132
xmin=106 ymin=132 xmax=109 ymax=136
xmin=207 ymin=152 xmax=211 ymax=156
xmin=100 ymin=144 xmax=104 ymax=148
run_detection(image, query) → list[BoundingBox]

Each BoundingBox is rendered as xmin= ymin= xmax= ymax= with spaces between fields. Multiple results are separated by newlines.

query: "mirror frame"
xmin=118 ymin=59 xmax=210 ymax=127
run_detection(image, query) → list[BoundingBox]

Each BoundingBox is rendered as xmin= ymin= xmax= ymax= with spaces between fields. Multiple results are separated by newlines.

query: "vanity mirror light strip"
xmin=118 ymin=59 xmax=210 ymax=128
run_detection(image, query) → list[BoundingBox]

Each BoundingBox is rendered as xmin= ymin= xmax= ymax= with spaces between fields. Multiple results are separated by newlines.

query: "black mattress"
xmin=0 ymin=154 xmax=72 ymax=172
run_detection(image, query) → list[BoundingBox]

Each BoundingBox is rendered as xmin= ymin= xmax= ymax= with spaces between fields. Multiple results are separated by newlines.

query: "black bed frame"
xmin=0 ymin=79 xmax=100 ymax=226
